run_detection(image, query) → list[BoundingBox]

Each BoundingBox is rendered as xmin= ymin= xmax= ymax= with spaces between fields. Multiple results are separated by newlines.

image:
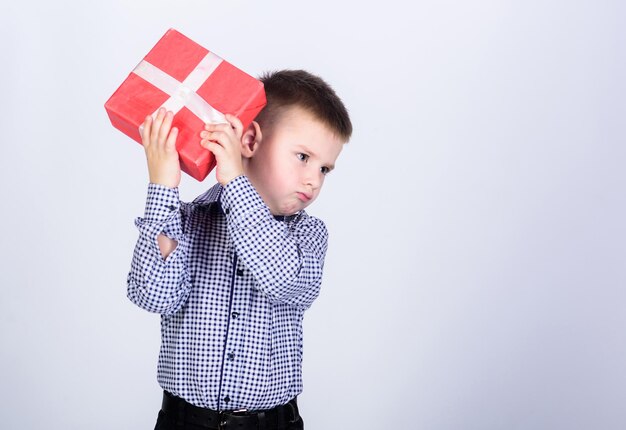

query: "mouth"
xmin=296 ymin=192 xmax=312 ymax=202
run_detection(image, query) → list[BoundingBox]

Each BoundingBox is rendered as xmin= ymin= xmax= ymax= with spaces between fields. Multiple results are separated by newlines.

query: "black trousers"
xmin=154 ymin=411 xmax=304 ymax=430
xmin=153 ymin=393 xmax=304 ymax=430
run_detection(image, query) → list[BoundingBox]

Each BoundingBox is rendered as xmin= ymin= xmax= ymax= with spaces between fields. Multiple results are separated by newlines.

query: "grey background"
xmin=1 ymin=0 xmax=624 ymax=429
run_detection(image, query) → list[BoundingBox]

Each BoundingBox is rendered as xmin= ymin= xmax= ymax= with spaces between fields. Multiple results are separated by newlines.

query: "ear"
xmin=240 ymin=121 xmax=262 ymax=158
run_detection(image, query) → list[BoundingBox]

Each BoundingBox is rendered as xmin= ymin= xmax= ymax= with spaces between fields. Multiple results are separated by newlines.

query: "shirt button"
xmin=236 ymin=268 xmax=244 ymax=276
xmin=227 ymin=353 xmax=235 ymax=361
xmin=224 ymin=396 xmax=231 ymax=404
xmin=167 ymin=205 xmax=176 ymax=211
xmin=224 ymin=207 xmax=231 ymax=214
xmin=231 ymin=312 xmax=239 ymax=319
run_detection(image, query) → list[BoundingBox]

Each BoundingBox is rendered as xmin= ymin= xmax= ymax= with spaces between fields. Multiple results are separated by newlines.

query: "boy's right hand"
xmin=141 ymin=108 xmax=181 ymax=189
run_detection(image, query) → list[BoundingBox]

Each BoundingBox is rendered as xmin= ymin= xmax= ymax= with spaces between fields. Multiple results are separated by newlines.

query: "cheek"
xmin=317 ymin=178 xmax=326 ymax=193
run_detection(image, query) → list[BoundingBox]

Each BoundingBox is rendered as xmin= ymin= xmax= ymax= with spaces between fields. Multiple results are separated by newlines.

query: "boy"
xmin=127 ymin=70 xmax=352 ymax=430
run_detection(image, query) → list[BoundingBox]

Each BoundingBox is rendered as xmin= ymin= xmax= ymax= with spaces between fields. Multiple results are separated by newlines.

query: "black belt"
xmin=161 ymin=391 xmax=300 ymax=430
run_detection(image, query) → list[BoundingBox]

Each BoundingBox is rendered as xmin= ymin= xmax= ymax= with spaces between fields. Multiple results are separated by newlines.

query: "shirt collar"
xmin=273 ymin=213 xmax=299 ymax=222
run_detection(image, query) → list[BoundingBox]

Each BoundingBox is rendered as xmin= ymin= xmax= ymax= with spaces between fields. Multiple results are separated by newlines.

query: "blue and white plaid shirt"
xmin=127 ymin=175 xmax=328 ymax=411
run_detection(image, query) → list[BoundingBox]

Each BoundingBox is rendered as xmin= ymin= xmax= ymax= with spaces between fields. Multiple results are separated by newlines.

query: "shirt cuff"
xmin=143 ymin=183 xmax=181 ymax=222
xmin=135 ymin=183 xmax=184 ymax=244
xmin=219 ymin=175 xmax=268 ymax=229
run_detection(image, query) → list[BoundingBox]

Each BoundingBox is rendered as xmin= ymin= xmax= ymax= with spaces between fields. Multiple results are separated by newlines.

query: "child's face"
xmin=245 ymin=107 xmax=345 ymax=216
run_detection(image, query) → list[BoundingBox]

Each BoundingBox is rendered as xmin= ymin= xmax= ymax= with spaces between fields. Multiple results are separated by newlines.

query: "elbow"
xmin=127 ymin=277 xmax=188 ymax=315
xmin=263 ymin=262 xmax=323 ymax=309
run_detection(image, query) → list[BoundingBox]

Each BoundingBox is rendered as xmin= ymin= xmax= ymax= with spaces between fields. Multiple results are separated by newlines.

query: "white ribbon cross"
xmin=132 ymin=51 xmax=227 ymax=128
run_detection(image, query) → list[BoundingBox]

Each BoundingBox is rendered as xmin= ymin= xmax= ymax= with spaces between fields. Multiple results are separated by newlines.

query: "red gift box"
xmin=105 ymin=29 xmax=266 ymax=181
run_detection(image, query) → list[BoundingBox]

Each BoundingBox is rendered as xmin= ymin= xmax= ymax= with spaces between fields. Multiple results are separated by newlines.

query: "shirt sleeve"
xmin=220 ymin=175 xmax=328 ymax=309
xmin=126 ymin=183 xmax=192 ymax=315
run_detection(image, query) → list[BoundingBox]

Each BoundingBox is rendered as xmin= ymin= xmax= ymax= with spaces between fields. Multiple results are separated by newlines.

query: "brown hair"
xmin=256 ymin=70 xmax=353 ymax=142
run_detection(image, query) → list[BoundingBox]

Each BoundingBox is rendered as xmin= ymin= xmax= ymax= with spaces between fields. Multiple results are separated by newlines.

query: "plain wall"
xmin=0 ymin=1 xmax=624 ymax=429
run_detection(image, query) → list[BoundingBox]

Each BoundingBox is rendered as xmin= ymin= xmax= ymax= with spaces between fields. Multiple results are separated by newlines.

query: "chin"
xmin=278 ymin=203 xmax=304 ymax=216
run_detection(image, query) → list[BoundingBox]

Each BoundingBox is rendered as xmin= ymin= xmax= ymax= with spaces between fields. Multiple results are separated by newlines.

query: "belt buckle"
xmin=218 ymin=412 xmax=227 ymax=430
xmin=218 ymin=409 xmax=249 ymax=429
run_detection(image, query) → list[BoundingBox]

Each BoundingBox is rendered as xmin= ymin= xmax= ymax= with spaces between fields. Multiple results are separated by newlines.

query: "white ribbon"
xmin=132 ymin=51 xmax=227 ymax=129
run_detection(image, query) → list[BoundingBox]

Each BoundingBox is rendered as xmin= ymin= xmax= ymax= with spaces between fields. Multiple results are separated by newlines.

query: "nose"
xmin=304 ymin=165 xmax=323 ymax=190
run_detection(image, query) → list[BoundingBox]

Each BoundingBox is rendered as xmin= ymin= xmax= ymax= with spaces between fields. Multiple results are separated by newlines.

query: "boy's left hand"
xmin=200 ymin=114 xmax=244 ymax=186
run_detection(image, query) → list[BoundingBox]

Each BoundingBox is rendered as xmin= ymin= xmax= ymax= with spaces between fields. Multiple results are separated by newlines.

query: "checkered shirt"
xmin=127 ymin=175 xmax=328 ymax=410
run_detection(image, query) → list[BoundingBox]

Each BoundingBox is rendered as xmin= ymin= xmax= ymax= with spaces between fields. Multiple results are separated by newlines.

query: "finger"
xmin=204 ymin=122 xmax=231 ymax=132
xmin=165 ymin=127 xmax=178 ymax=152
xmin=151 ymin=108 xmax=166 ymax=142
xmin=158 ymin=111 xmax=174 ymax=145
xmin=224 ymin=114 xmax=243 ymax=138
xmin=204 ymin=124 xmax=239 ymax=149
xmin=202 ymin=140 xmax=225 ymax=158
xmin=141 ymin=116 xmax=153 ymax=147
xmin=200 ymin=131 xmax=228 ymax=147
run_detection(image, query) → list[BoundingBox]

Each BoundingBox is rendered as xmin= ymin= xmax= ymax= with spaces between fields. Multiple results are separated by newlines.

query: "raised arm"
xmin=221 ymin=176 xmax=327 ymax=309
xmin=198 ymin=114 xmax=328 ymax=308
xmin=126 ymin=109 xmax=192 ymax=315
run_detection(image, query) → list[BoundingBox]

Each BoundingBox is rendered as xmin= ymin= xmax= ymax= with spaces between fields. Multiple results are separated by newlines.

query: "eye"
xmin=320 ymin=166 xmax=331 ymax=175
xmin=296 ymin=153 xmax=309 ymax=162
